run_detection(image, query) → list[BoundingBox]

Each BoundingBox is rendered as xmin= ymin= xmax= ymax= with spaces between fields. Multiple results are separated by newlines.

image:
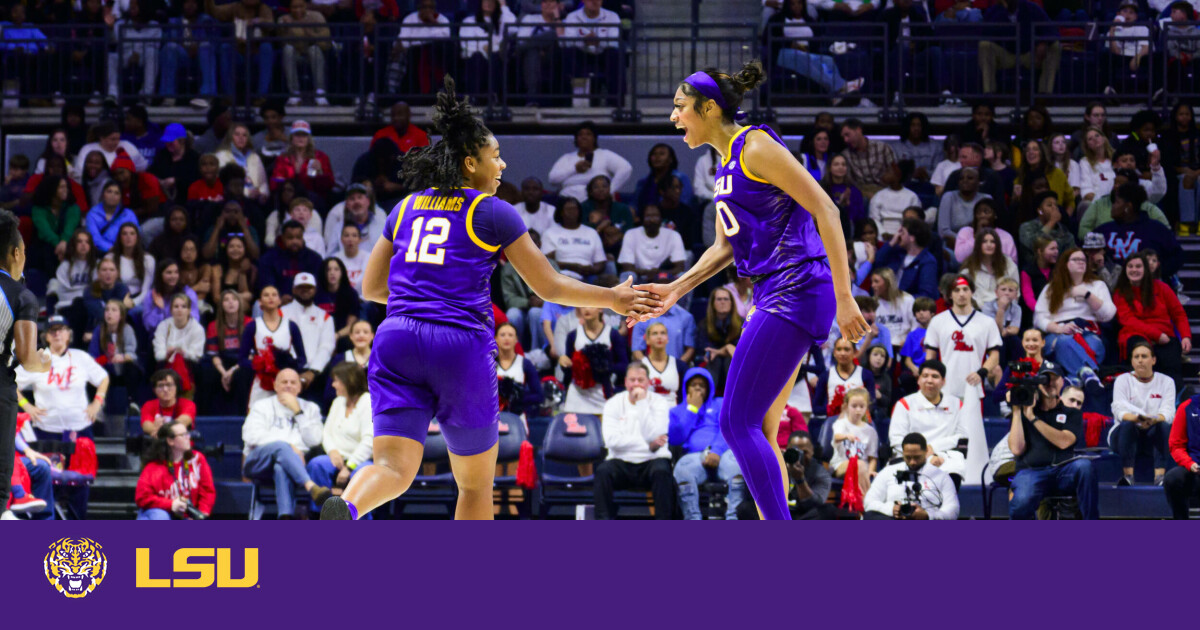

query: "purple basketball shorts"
xmin=368 ymin=315 xmax=500 ymax=456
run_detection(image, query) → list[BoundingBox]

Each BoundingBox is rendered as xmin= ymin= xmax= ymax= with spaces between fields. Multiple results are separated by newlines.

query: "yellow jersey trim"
xmin=738 ymin=129 xmax=771 ymax=184
xmin=391 ymin=194 xmax=415 ymax=241
xmin=465 ymin=193 xmax=500 ymax=252
xmin=722 ymin=126 xmax=752 ymax=167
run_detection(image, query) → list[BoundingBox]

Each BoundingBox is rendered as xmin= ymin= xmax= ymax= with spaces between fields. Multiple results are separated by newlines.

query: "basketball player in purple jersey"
xmin=630 ymin=62 xmax=869 ymax=520
xmin=321 ymin=78 xmax=659 ymax=520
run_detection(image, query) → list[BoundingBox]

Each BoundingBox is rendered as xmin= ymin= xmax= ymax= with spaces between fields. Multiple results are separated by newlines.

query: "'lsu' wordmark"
xmin=136 ymin=548 xmax=259 ymax=588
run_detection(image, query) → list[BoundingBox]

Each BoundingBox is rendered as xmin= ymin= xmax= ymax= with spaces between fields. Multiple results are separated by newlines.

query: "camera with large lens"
xmin=895 ymin=469 xmax=921 ymax=518
xmin=1007 ymin=358 xmax=1047 ymax=407
xmin=783 ymin=447 xmax=801 ymax=465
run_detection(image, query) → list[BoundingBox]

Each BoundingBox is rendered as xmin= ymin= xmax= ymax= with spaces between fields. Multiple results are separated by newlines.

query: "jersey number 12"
xmin=405 ymin=216 xmax=451 ymax=265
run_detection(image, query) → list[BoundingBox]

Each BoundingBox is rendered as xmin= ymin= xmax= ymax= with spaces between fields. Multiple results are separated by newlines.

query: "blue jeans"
xmin=305 ymin=454 xmax=372 ymax=516
xmin=1046 ymin=332 xmax=1104 ymax=376
xmin=218 ymin=42 xmax=275 ymax=95
xmin=1179 ymin=175 xmax=1199 ymax=224
xmin=137 ymin=507 xmax=172 ymax=520
xmin=673 ymin=451 xmax=746 ymax=520
xmin=776 ymin=47 xmax=847 ymax=94
xmin=506 ymin=306 xmax=542 ymax=350
xmin=1009 ymin=459 xmax=1099 ymax=520
xmin=242 ymin=441 xmax=311 ymax=517
xmin=160 ymin=41 xmax=217 ymax=96
xmin=21 ymin=456 xmax=54 ymax=520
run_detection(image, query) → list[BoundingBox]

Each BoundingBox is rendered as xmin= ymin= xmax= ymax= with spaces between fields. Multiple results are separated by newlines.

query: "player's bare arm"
xmin=504 ymin=233 xmax=661 ymax=317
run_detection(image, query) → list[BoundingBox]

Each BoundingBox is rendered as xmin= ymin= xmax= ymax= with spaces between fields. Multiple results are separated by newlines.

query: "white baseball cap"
xmin=293 ymin=272 xmax=317 ymax=288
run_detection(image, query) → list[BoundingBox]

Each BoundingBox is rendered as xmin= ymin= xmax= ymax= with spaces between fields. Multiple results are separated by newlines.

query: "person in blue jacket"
xmin=669 ymin=367 xmax=746 ymax=520
xmin=871 ymin=216 xmax=939 ymax=299
xmin=85 ymin=180 xmax=139 ymax=253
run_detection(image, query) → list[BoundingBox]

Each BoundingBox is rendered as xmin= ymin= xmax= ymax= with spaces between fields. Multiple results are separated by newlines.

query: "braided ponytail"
xmin=398 ymin=75 xmax=495 ymax=192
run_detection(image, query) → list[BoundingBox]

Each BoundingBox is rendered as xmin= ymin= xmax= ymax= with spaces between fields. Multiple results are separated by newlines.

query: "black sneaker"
xmin=309 ymin=485 xmax=332 ymax=506
xmin=320 ymin=496 xmax=352 ymax=520
xmin=1116 ymin=474 xmax=1134 ymax=487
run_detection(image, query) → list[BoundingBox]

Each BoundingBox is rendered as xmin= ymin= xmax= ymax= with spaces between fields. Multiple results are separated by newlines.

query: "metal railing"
xmin=763 ymin=22 xmax=888 ymax=109
xmin=2 ymin=20 xmax=1200 ymax=118
xmin=896 ymin=22 xmax=1022 ymax=111
xmin=1030 ymin=21 xmax=1159 ymax=107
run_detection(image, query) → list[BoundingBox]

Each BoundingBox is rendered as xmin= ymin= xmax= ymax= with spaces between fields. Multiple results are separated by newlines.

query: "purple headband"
xmin=683 ymin=71 xmax=746 ymax=121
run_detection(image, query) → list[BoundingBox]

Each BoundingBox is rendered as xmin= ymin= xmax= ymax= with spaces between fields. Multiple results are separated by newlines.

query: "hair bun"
xmin=731 ymin=60 xmax=766 ymax=95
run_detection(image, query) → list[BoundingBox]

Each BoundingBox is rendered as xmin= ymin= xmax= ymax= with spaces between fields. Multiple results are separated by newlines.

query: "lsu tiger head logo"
xmin=44 ymin=537 xmax=107 ymax=598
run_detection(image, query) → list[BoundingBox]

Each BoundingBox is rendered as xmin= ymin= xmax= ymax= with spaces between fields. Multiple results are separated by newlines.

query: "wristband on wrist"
xmin=17 ymin=395 xmax=27 ymax=409
xmin=346 ymin=461 xmax=357 ymax=471
xmin=1084 ymin=291 xmax=1092 ymax=301
xmin=976 ymin=368 xmax=988 ymax=380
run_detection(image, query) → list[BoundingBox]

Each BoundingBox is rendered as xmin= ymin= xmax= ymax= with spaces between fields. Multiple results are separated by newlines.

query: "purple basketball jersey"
xmin=712 ymin=125 xmax=835 ymax=335
xmin=382 ymin=187 xmax=527 ymax=333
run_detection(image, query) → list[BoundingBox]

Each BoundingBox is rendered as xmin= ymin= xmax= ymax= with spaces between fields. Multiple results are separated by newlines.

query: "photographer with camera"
xmin=864 ymin=433 xmax=960 ymax=520
xmin=784 ymin=431 xmax=834 ymax=520
xmin=1007 ymin=360 xmax=1099 ymax=519
xmin=134 ymin=421 xmax=215 ymax=520
xmin=889 ymin=360 xmax=968 ymax=483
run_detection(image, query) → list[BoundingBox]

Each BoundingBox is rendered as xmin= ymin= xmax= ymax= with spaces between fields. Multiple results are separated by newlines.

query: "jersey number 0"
xmin=404 ymin=216 xmax=451 ymax=265
xmin=715 ymin=201 xmax=740 ymax=237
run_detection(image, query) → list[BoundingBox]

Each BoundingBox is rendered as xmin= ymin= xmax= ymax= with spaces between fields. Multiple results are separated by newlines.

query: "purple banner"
xmin=5 ymin=521 xmax=1192 ymax=626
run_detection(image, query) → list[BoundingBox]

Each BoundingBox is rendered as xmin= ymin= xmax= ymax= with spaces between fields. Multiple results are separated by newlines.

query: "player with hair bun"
xmin=631 ymin=61 xmax=868 ymax=520
xmin=321 ymin=77 xmax=660 ymax=521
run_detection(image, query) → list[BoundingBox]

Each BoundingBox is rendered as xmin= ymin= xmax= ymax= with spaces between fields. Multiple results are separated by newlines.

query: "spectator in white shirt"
xmin=1110 ymin=341 xmax=1176 ymax=486
xmin=241 ymin=368 xmax=332 ymax=518
xmin=516 ymin=0 xmax=567 ymax=103
xmin=334 ymin=223 xmax=369 ymax=295
xmin=828 ymin=388 xmax=879 ymax=496
xmin=322 ymin=183 xmax=387 ymax=256
xmin=306 ymin=363 xmax=373 ymax=511
xmin=868 ymin=162 xmax=921 ymax=238
xmin=888 ymin=360 xmax=968 ymax=482
xmin=153 ymin=293 xmax=206 ymax=386
xmin=1033 ymin=247 xmax=1117 ymax=387
xmin=387 ymin=0 xmax=453 ymax=94
xmin=595 ymin=363 xmax=674 ymax=519
xmin=516 ymin=177 xmax=556 ymax=236
xmin=548 ymin=121 xmax=633 ymax=202
xmin=868 ymin=267 xmax=915 ymax=351
xmin=280 ymin=272 xmax=336 ymax=396
xmin=1077 ymin=126 xmax=1116 ymax=206
xmin=459 ymin=0 xmax=517 ymax=95
xmin=864 ymin=432 xmax=960 ymax=520
xmin=959 ymin=227 xmax=1019 ymax=306
xmin=71 ymin=120 xmax=148 ymax=180
xmin=541 ymin=197 xmax=607 ymax=281
xmin=617 ymin=205 xmax=686 ymax=284
xmin=17 ymin=317 xmax=111 ymax=439
xmin=1105 ymin=1 xmax=1152 ymax=95
xmin=930 ymin=135 xmax=961 ymax=197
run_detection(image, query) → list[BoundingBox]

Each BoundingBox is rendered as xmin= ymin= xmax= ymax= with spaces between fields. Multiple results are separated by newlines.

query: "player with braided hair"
xmin=321 ymin=77 xmax=660 ymax=520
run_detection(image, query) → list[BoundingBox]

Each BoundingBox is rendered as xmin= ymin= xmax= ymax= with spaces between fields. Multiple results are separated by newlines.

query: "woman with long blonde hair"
xmin=868 ymin=267 xmax=913 ymax=353
xmin=215 ymin=122 xmax=269 ymax=202
xmin=697 ymin=286 xmax=743 ymax=395
xmin=1078 ymin=127 xmax=1116 ymax=204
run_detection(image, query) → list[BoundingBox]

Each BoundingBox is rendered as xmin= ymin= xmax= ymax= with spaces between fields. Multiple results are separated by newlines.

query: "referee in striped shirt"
xmin=0 ymin=210 xmax=51 ymax=514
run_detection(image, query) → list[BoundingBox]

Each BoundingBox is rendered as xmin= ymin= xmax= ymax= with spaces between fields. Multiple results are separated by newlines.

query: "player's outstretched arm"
xmin=627 ymin=229 xmax=732 ymax=328
xmin=741 ymin=130 xmax=869 ymax=343
xmin=504 ymin=233 xmax=661 ymax=317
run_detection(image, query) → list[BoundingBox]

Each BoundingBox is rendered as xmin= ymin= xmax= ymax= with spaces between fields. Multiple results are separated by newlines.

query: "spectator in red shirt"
xmin=270 ymin=121 xmax=335 ymax=200
xmin=1167 ymin=394 xmax=1200 ymax=519
xmin=187 ymin=154 xmax=225 ymax=203
xmin=1113 ymin=252 xmax=1191 ymax=388
xmin=22 ymin=154 xmax=89 ymax=211
xmin=134 ymin=422 xmax=216 ymax=520
xmin=141 ymin=369 xmax=197 ymax=437
xmin=371 ymin=102 xmax=429 ymax=155
xmin=110 ymin=154 xmax=165 ymax=223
